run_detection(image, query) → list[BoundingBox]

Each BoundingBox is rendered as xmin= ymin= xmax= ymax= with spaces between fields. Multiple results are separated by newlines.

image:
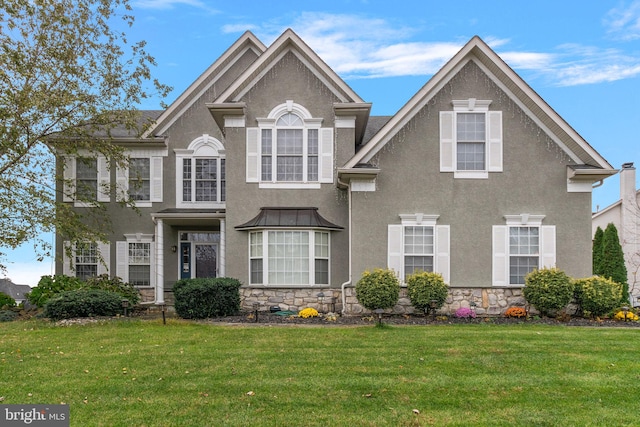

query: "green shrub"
xmin=43 ymin=289 xmax=124 ymax=320
xmin=173 ymin=277 xmax=241 ymax=319
xmin=406 ymin=271 xmax=448 ymax=313
xmin=0 ymin=292 xmax=16 ymax=309
xmin=574 ymin=276 xmax=623 ymax=318
xmin=27 ymin=275 xmax=84 ymax=307
xmin=0 ymin=309 xmax=18 ymax=322
xmin=355 ymin=268 xmax=400 ymax=311
xmin=523 ymin=268 xmax=573 ymax=317
xmin=84 ymin=274 xmax=140 ymax=305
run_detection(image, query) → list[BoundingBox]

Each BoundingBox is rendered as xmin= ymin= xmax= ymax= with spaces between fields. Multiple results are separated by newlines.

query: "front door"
xmin=179 ymin=232 xmax=219 ymax=279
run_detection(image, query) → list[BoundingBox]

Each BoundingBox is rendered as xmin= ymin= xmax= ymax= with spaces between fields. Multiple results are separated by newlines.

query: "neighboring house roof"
xmin=235 ymin=207 xmax=344 ymax=230
xmin=593 ymin=189 xmax=640 ymax=219
xmin=343 ymin=35 xmax=615 ymax=174
xmin=0 ymin=278 xmax=31 ymax=302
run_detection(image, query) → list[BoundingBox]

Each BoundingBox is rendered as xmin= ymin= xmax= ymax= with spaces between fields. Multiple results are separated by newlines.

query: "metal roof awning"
xmin=235 ymin=207 xmax=344 ymax=230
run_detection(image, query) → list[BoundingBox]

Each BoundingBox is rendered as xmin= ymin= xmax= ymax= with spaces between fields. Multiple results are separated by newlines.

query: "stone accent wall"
xmin=240 ymin=285 xmax=528 ymax=316
xmin=139 ymin=288 xmax=155 ymax=303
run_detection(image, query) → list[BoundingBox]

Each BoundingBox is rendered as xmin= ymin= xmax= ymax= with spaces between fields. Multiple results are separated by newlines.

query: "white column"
xmin=219 ymin=219 xmax=226 ymax=277
xmin=156 ymin=219 xmax=165 ymax=304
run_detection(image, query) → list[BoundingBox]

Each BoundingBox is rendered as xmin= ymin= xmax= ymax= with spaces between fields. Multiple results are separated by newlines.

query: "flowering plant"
xmin=504 ymin=307 xmax=527 ymax=318
xmin=298 ymin=307 xmax=319 ymax=318
xmin=454 ymin=307 xmax=476 ymax=319
xmin=613 ymin=310 xmax=639 ymax=321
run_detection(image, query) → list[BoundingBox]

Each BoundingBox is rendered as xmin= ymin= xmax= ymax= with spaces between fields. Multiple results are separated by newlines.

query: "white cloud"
xmin=132 ymin=0 xmax=218 ymax=12
xmin=604 ymin=0 xmax=640 ymax=41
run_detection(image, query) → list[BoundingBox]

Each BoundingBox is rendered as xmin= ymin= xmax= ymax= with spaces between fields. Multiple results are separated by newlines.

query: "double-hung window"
xmin=440 ymin=98 xmax=502 ymax=178
xmin=62 ymin=241 xmax=110 ymax=279
xmin=493 ymin=215 xmax=556 ymax=286
xmin=116 ymin=153 xmax=164 ymax=206
xmin=129 ymin=158 xmax=151 ymax=201
xmin=75 ymin=243 xmax=98 ymax=280
xmin=176 ymin=135 xmax=225 ymax=208
xmin=116 ymin=235 xmax=155 ymax=287
xmin=63 ymin=155 xmax=110 ymax=204
xmin=388 ymin=214 xmax=450 ymax=283
xmin=249 ymin=230 xmax=330 ymax=286
xmin=76 ymin=158 xmax=98 ymax=200
xmin=247 ymin=101 xmax=333 ymax=188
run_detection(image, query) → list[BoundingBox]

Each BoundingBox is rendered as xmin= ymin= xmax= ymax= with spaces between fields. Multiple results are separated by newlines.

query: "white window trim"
xmin=248 ymin=229 xmax=330 ymax=287
xmin=440 ymin=98 xmax=502 ymax=179
xmin=387 ymin=214 xmax=450 ymax=284
xmin=116 ymin=234 xmax=155 ymax=288
xmin=492 ymin=214 xmax=556 ymax=287
xmin=63 ymin=155 xmax=110 ymax=206
xmin=247 ymin=100 xmax=333 ymax=188
xmin=62 ymin=241 xmax=110 ymax=277
xmin=116 ymin=150 xmax=165 ymax=207
xmin=175 ymin=135 xmax=226 ymax=209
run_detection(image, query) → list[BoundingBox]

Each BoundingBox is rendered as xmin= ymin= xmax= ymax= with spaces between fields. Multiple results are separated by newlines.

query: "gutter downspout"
xmin=338 ymin=178 xmax=352 ymax=316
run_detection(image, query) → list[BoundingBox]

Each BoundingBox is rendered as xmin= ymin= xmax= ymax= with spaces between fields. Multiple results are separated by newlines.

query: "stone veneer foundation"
xmin=239 ymin=286 xmax=528 ymax=316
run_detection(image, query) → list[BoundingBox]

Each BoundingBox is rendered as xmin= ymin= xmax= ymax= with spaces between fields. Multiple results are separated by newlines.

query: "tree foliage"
xmin=0 ymin=0 xmax=170 ymax=268
xmin=592 ymin=226 xmax=604 ymax=275
xmin=601 ymin=223 xmax=629 ymax=303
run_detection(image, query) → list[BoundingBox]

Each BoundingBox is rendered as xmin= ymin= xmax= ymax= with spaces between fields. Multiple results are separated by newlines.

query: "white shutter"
xmin=246 ymin=127 xmax=260 ymax=182
xmin=149 ymin=242 xmax=156 ymax=287
xmin=440 ymin=111 xmax=455 ymax=172
xmin=97 ymin=156 xmax=110 ymax=202
xmin=62 ymin=241 xmax=74 ymax=276
xmin=540 ymin=225 xmax=556 ymax=268
xmin=492 ymin=225 xmax=509 ymax=286
xmin=435 ymin=225 xmax=450 ymax=284
xmin=97 ymin=242 xmax=110 ymax=275
xmin=150 ymin=157 xmax=163 ymax=202
xmin=487 ymin=111 xmax=503 ymax=172
xmin=116 ymin=241 xmax=128 ymax=282
xmin=115 ymin=162 xmax=128 ymax=202
xmin=319 ymin=128 xmax=334 ymax=183
xmin=387 ymin=224 xmax=404 ymax=281
xmin=63 ymin=157 xmax=76 ymax=202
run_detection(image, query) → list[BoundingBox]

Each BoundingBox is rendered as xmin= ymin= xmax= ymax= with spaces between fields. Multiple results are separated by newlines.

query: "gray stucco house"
xmin=56 ymin=29 xmax=616 ymax=315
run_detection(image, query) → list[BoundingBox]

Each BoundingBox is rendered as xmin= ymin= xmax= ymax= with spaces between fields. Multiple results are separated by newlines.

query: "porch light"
xmin=171 ymin=245 xmax=177 ymax=253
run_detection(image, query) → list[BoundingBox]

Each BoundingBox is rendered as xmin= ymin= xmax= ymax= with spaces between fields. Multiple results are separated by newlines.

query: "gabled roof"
xmin=0 ymin=278 xmax=31 ymax=301
xmin=143 ymin=31 xmax=267 ymax=138
xmin=210 ymin=28 xmax=365 ymax=106
xmin=344 ymin=36 xmax=615 ymax=173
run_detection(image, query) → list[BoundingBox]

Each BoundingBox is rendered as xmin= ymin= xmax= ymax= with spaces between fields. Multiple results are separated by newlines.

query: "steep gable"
xmin=344 ymin=36 xmax=616 ymax=182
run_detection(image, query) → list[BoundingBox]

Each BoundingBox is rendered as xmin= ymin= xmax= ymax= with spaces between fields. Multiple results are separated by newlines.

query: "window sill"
xmin=258 ymin=182 xmax=322 ymax=189
xmin=453 ymin=170 xmax=488 ymax=179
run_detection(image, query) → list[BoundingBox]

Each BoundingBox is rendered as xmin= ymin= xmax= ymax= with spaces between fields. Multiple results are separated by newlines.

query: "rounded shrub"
xmin=406 ymin=271 xmax=448 ymax=313
xmin=522 ymin=268 xmax=573 ymax=317
xmin=574 ymin=276 xmax=622 ymax=318
xmin=43 ymin=289 xmax=124 ymax=320
xmin=173 ymin=277 xmax=241 ymax=319
xmin=0 ymin=292 xmax=16 ymax=309
xmin=0 ymin=309 xmax=18 ymax=322
xmin=27 ymin=275 xmax=84 ymax=307
xmin=84 ymin=274 xmax=140 ymax=305
xmin=355 ymin=268 xmax=400 ymax=311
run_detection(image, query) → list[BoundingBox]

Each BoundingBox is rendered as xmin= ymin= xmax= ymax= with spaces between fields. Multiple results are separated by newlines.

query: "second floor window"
xmin=182 ymin=158 xmax=225 ymax=202
xmin=76 ymin=158 xmax=98 ymax=200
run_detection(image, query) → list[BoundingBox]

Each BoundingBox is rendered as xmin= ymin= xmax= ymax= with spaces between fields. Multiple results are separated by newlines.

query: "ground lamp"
xmin=374 ymin=308 xmax=384 ymax=325
xmin=622 ymin=306 xmax=630 ymax=322
xmin=160 ymin=303 xmax=166 ymax=325
xmin=430 ymin=299 xmax=438 ymax=320
xmin=317 ymin=292 xmax=325 ymax=313
xmin=121 ymin=299 xmax=129 ymax=317
xmin=470 ymin=301 xmax=477 ymax=316
xmin=253 ymin=302 xmax=260 ymax=323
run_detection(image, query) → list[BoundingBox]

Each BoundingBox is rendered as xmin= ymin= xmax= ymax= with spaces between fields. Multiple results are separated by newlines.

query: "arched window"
xmin=175 ymin=135 xmax=225 ymax=208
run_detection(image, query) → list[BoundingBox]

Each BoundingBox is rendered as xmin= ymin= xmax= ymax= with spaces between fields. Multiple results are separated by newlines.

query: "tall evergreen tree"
xmin=601 ymin=223 xmax=629 ymax=303
xmin=592 ymin=226 xmax=604 ymax=275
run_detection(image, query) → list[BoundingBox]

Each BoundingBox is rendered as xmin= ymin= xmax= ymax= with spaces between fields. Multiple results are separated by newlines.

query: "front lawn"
xmin=1 ymin=319 xmax=638 ymax=426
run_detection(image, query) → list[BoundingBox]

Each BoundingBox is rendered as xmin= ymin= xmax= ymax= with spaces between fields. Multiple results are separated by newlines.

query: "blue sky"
xmin=4 ymin=0 xmax=640 ymax=285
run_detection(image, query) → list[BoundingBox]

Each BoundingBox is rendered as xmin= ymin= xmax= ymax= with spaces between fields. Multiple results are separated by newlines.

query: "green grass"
xmin=1 ymin=319 xmax=639 ymax=426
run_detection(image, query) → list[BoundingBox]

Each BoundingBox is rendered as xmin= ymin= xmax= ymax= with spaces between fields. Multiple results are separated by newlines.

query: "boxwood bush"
xmin=574 ymin=276 xmax=622 ymax=318
xmin=522 ymin=267 xmax=573 ymax=317
xmin=44 ymin=289 xmax=124 ymax=320
xmin=84 ymin=274 xmax=140 ymax=305
xmin=406 ymin=271 xmax=448 ymax=313
xmin=355 ymin=268 xmax=400 ymax=311
xmin=173 ymin=277 xmax=241 ymax=319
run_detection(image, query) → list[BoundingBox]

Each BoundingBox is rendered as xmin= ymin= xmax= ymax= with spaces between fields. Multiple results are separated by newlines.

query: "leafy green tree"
xmin=601 ymin=223 xmax=629 ymax=303
xmin=592 ymin=226 xmax=604 ymax=275
xmin=0 ymin=0 xmax=170 ymax=269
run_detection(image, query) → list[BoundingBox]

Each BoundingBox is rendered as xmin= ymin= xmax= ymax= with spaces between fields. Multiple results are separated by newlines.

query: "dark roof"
xmin=358 ymin=115 xmax=392 ymax=151
xmin=235 ymin=207 xmax=344 ymax=230
xmin=0 ymin=278 xmax=31 ymax=301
